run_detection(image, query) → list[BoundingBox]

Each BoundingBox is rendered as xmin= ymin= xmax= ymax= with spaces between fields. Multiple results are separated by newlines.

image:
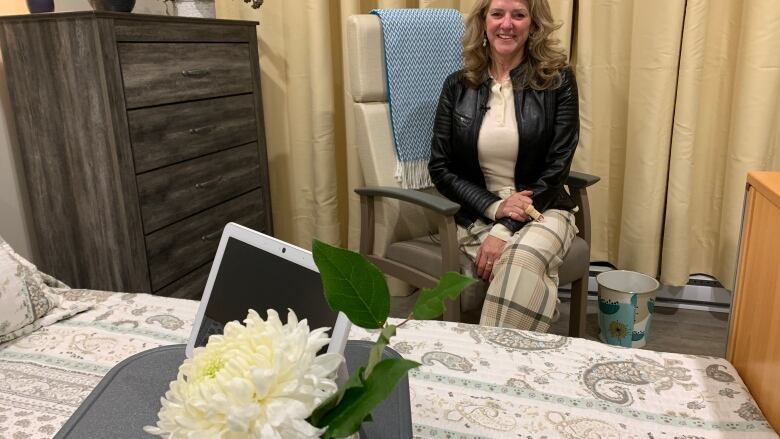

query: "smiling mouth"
xmin=496 ymin=35 xmax=515 ymax=40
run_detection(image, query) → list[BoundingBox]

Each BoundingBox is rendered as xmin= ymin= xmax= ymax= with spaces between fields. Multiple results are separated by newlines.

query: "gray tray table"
xmin=55 ymin=341 xmax=411 ymax=438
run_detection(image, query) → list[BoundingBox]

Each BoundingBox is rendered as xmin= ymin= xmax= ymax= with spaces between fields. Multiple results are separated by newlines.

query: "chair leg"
xmin=442 ymin=295 xmax=461 ymax=323
xmin=569 ymin=277 xmax=589 ymax=338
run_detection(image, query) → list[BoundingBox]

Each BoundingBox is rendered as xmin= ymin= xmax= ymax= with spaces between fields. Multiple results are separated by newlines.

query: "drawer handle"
xmin=194 ymin=176 xmax=223 ymax=189
xmin=189 ymin=126 xmax=214 ymax=135
xmin=181 ymin=69 xmax=210 ymax=78
xmin=200 ymin=230 xmax=221 ymax=241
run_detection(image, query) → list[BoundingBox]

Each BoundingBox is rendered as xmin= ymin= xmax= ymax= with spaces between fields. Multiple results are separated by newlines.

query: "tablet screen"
xmin=193 ymin=237 xmax=338 ymax=350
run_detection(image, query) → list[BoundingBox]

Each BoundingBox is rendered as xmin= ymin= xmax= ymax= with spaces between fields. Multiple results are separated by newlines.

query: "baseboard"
xmin=559 ymin=265 xmax=732 ymax=314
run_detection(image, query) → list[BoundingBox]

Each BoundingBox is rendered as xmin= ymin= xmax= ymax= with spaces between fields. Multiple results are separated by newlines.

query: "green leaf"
xmin=316 ymin=371 xmax=372 ymax=438
xmin=319 ymin=358 xmax=420 ymax=438
xmin=412 ymin=271 xmax=476 ymax=320
xmin=309 ymin=366 xmax=365 ymax=427
xmin=364 ymin=324 xmax=396 ymax=379
xmin=312 ymin=239 xmax=390 ymax=329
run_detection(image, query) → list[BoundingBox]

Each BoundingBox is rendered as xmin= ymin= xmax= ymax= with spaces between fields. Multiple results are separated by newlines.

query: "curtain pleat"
xmin=616 ymin=1 xmax=686 ymax=276
xmin=662 ymin=0 xmax=743 ymax=287
xmin=306 ymin=1 xmax=341 ymax=244
xmin=548 ymin=0 xmax=573 ymax=59
xmin=340 ymin=0 xmax=366 ymax=251
xmin=572 ymin=1 xmax=639 ymax=263
xmin=280 ymin=1 xmax=316 ymax=244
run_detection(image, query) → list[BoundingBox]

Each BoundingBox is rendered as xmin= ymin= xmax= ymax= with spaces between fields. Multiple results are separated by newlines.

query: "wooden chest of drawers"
xmin=0 ymin=12 xmax=272 ymax=299
xmin=727 ymin=172 xmax=780 ymax=430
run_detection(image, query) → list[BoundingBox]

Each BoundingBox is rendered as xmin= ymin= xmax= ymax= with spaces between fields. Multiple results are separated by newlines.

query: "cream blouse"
xmin=477 ymin=77 xmax=519 ymax=241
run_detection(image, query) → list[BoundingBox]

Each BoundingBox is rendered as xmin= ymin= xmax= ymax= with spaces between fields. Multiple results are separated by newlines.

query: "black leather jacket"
xmin=428 ymin=63 xmax=579 ymax=233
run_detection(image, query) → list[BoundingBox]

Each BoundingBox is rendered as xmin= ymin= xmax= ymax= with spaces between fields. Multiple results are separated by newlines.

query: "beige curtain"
xmin=572 ymin=0 xmax=780 ymax=288
xmin=571 ymin=0 xmax=687 ymax=276
xmin=216 ymin=1 xmax=343 ymax=247
xmin=217 ymin=0 xmax=779 ymax=289
xmin=661 ymin=0 xmax=780 ymax=288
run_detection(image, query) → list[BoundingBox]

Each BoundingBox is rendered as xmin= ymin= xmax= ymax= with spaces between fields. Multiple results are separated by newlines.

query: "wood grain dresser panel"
xmin=137 ymin=143 xmax=262 ymax=232
xmin=128 ymin=94 xmax=257 ymax=172
xmin=155 ymin=263 xmax=211 ymax=300
xmin=119 ymin=42 xmax=253 ymax=108
xmin=145 ymin=189 xmax=265 ymax=291
xmin=114 ymin=19 xmax=250 ymax=43
xmin=0 ymin=17 xmax=150 ymax=292
xmin=727 ymin=172 xmax=780 ymax=430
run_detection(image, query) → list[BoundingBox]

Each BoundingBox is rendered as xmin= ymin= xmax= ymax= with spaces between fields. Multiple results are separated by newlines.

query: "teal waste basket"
xmin=596 ymin=270 xmax=660 ymax=348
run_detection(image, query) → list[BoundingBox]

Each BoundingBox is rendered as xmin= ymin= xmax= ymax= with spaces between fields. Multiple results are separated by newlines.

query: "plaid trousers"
xmin=458 ymin=209 xmax=578 ymax=332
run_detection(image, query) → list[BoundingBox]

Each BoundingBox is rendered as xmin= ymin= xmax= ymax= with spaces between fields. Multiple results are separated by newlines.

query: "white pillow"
xmin=0 ymin=236 xmax=89 ymax=343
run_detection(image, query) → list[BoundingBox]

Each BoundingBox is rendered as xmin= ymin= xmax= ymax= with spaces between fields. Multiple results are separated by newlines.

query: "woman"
xmin=428 ymin=0 xmax=579 ymax=332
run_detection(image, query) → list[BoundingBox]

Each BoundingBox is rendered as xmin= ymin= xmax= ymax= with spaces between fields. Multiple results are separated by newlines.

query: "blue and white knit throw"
xmin=372 ymin=9 xmax=464 ymax=189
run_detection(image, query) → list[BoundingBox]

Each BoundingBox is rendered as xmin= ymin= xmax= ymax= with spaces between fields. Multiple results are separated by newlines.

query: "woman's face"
xmin=484 ymin=0 xmax=532 ymax=63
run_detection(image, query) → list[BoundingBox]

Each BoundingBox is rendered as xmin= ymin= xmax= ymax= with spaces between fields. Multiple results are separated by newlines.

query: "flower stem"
xmin=364 ymin=324 xmax=397 ymax=379
xmin=396 ymin=312 xmax=414 ymax=328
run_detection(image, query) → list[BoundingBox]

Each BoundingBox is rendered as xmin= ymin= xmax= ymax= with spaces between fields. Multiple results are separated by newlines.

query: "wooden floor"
xmin=549 ymin=298 xmax=729 ymax=357
xmin=390 ymin=293 xmax=730 ymax=358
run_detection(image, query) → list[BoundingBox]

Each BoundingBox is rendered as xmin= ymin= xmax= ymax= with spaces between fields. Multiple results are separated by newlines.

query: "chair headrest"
xmin=346 ymin=14 xmax=387 ymax=103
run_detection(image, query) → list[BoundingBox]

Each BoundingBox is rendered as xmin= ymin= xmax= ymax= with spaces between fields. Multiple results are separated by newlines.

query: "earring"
xmin=482 ymin=37 xmax=487 ymax=47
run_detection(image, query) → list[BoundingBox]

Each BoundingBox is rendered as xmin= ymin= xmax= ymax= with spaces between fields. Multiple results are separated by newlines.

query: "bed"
xmin=0 ymin=242 xmax=777 ymax=438
xmin=0 ymin=288 xmax=199 ymax=437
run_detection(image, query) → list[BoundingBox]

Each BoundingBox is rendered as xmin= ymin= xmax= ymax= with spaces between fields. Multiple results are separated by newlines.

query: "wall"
xmin=0 ymin=0 xmax=166 ymax=261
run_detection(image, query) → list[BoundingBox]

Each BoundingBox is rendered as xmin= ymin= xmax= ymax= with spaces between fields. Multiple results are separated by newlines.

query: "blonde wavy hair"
xmin=461 ymin=0 xmax=568 ymax=90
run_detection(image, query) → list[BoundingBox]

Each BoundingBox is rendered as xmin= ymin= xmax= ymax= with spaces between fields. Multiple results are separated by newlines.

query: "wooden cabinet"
xmin=0 ymin=12 xmax=272 ymax=299
xmin=727 ymin=171 xmax=780 ymax=430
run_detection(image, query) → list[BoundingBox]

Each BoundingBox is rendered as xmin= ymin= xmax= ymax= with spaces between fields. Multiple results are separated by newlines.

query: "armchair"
xmin=346 ymin=13 xmax=599 ymax=337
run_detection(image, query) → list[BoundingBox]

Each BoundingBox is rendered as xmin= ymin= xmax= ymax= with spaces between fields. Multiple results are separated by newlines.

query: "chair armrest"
xmin=565 ymin=172 xmax=599 ymax=246
xmin=355 ymin=186 xmax=460 ymax=216
xmin=566 ymin=171 xmax=600 ymax=189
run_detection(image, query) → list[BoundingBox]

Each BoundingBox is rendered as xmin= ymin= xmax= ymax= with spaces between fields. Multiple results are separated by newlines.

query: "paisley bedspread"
xmin=1 ymin=291 xmax=776 ymax=438
xmin=353 ymin=320 xmax=779 ymax=439
xmin=0 ymin=289 xmax=199 ymax=438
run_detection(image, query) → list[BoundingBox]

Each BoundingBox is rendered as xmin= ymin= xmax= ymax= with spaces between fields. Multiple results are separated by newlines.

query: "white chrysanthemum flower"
xmin=145 ymin=309 xmax=343 ymax=439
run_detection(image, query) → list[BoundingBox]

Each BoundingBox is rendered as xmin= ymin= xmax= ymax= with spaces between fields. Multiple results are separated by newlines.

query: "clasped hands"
xmin=495 ymin=189 xmax=534 ymax=223
xmin=475 ymin=190 xmax=534 ymax=281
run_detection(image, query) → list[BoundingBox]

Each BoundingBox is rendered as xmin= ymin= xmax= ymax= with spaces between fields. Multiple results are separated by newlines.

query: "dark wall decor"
xmin=0 ymin=12 xmax=272 ymax=300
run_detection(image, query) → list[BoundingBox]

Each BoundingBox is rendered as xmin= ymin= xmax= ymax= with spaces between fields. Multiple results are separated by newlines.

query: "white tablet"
xmin=185 ymin=222 xmax=352 ymax=359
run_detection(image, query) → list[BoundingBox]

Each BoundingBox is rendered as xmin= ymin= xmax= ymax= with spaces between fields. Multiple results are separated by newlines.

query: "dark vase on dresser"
xmin=0 ymin=12 xmax=272 ymax=300
xmin=88 ymin=0 xmax=136 ymax=12
xmin=26 ymin=0 xmax=55 ymax=13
